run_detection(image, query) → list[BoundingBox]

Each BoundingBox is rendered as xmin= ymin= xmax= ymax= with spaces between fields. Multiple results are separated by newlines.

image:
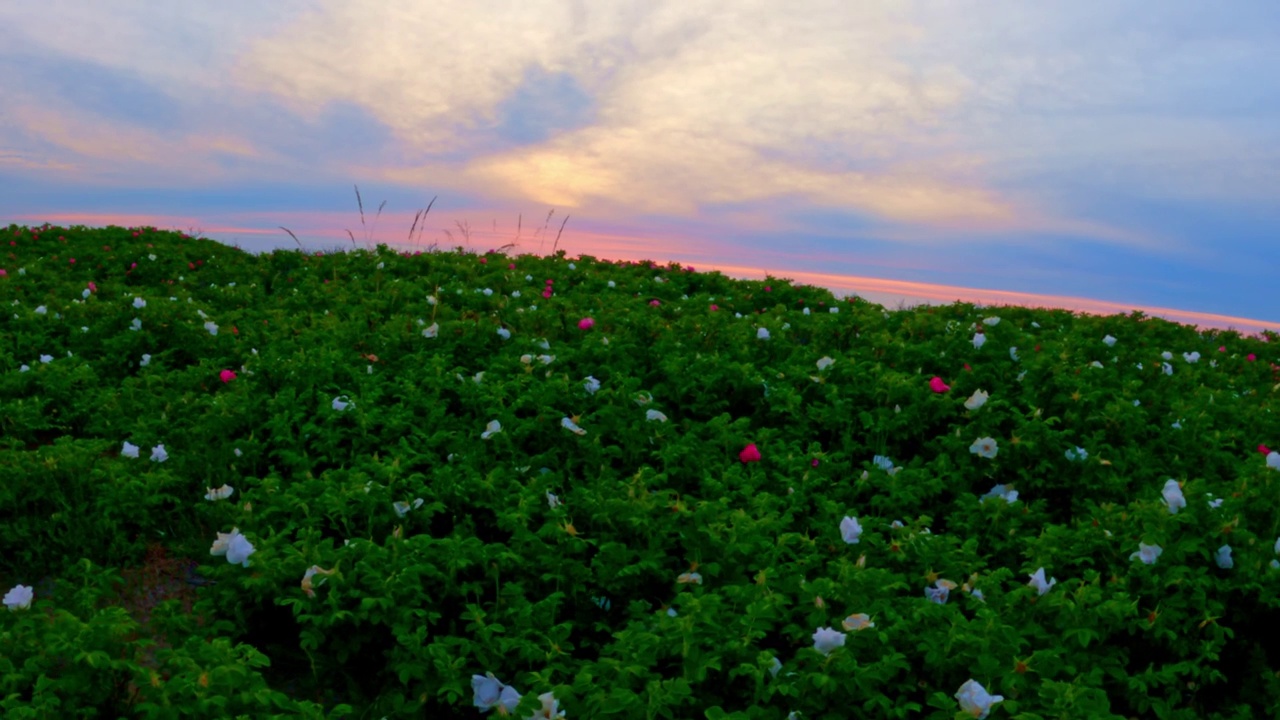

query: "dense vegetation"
xmin=3 ymin=222 xmax=1279 ymax=718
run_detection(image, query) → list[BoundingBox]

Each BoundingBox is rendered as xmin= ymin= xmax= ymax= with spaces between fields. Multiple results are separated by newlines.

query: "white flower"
xmin=150 ymin=444 xmax=168 ymax=463
xmin=4 ymin=584 xmax=34 ymax=611
xmin=1065 ymin=446 xmax=1088 ymax=462
xmin=980 ymin=484 xmax=1018 ymax=504
xmin=925 ymin=579 xmax=956 ymax=604
xmin=527 ymin=691 xmax=566 ymax=719
xmin=757 ymin=327 xmax=770 ymax=340
xmin=816 ymin=356 xmax=835 ymax=371
xmin=1091 ymin=361 xmax=1104 ymax=369
xmin=481 ymin=420 xmax=502 ymax=440
xmin=812 ymin=627 xmax=846 ymax=656
xmin=1162 ymin=362 xmax=1173 ymax=375
xmin=210 ymin=528 xmax=255 ymax=567
xmin=140 ymin=354 xmax=151 ymax=367
xmin=972 ymin=333 xmax=986 ymax=349
xmin=677 ymin=572 xmax=703 ymax=585
xmin=769 ymin=657 xmax=783 ymax=678
xmin=983 ymin=317 xmax=1001 ymax=326
xmin=970 ymin=437 xmax=998 ymax=459
xmin=1215 ymin=544 xmax=1233 ymax=570
xmin=40 ymin=354 xmax=53 ymax=364
xmin=964 ymin=389 xmax=989 ymax=411
xmin=472 ymin=673 xmax=521 ymax=714
xmin=561 ymin=417 xmax=587 ymax=435
xmin=955 ymin=679 xmax=1003 ymax=720
xmin=1028 ymin=568 xmax=1057 ymax=595
xmin=301 ymin=565 xmax=336 ymax=598
xmin=511 ymin=290 xmax=521 ymax=298
xmin=133 ymin=297 xmax=146 ymax=309
xmin=1009 ymin=347 xmax=1019 ymax=361
xmin=332 ymin=396 xmax=353 ymax=411
xmin=205 ymin=484 xmax=235 ymax=501
xmin=546 ymin=491 xmax=561 ymax=508
xmin=482 ymin=288 xmax=493 ymax=296
xmin=497 ymin=327 xmax=511 ymax=340
xmin=393 ymin=498 xmax=425 ymax=517
xmin=204 ymin=321 xmax=218 ymax=335
xmin=646 ymin=409 xmax=668 ymax=422
xmin=829 ymin=307 xmax=838 ymax=313
xmin=1184 ymin=351 xmax=1201 ymax=363
xmin=872 ymin=455 xmax=894 ymax=472
xmin=583 ymin=376 xmax=601 ymax=394
xmin=1103 ymin=335 xmax=1117 ymax=346
xmin=1162 ymin=479 xmax=1186 ymax=514
xmin=1206 ymin=495 xmax=1223 ymax=509
xmin=839 ymin=516 xmax=862 ymax=544
xmin=1130 ymin=543 xmax=1163 ymax=565
xmin=1162 ymin=351 xmax=1173 ymax=360
xmin=1266 ymin=451 xmax=1280 ymax=471
xmin=121 ymin=441 xmax=140 ymax=458
xmin=607 ymin=280 xmax=615 ymax=288
xmin=423 ymin=322 xmax=439 ymax=338
xmin=841 ymin=613 xmax=874 ymax=631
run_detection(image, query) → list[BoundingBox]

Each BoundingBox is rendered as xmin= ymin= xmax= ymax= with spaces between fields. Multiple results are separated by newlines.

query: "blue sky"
xmin=2 ymin=1 xmax=1278 ymax=331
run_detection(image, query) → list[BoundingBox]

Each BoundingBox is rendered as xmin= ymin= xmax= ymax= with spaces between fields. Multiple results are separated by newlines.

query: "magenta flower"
xmin=1247 ymin=354 xmax=1257 ymax=362
xmin=811 ymin=458 xmax=820 ymax=467
xmin=740 ymin=443 xmax=761 ymax=463
xmin=88 ymin=282 xmax=97 ymax=292
xmin=578 ymin=317 xmax=595 ymax=330
xmin=650 ymin=299 xmax=661 ymax=306
xmin=219 ymin=370 xmax=237 ymax=383
xmin=710 ymin=304 xmax=719 ymax=311
xmin=929 ymin=376 xmax=951 ymax=393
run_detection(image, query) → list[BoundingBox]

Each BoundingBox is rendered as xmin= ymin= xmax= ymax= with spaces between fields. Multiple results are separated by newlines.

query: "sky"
xmin=2 ymin=1 xmax=1278 ymax=332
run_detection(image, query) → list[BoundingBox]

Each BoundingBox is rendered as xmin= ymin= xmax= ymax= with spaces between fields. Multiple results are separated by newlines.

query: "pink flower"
xmin=508 ymin=263 xmax=515 ymax=270
xmin=479 ymin=258 xmax=487 ymax=264
xmin=88 ymin=282 xmax=97 ymax=292
xmin=0 ymin=269 xmax=7 ymax=277
xmin=219 ymin=370 xmax=237 ymax=383
xmin=929 ymin=376 xmax=950 ymax=393
xmin=709 ymin=304 xmax=719 ymax=311
xmin=578 ymin=318 xmax=595 ymax=330
xmin=1261 ymin=444 xmax=1272 ymax=455
xmin=69 ymin=258 xmax=75 ymax=264
xmin=764 ymin=286 xmax=772 ymax=292
xmin=542 ymin=288 xmax=552 ymax=298
xmin=811 ymin=458 xmax=820 ymax=467
xmin=740 ymin=443 xmax=762 ymax=463
xmin=650 ymin=299 xmax=661 ymax=306
xmin=1219 ymin=346 xmax=1227 ymax=352
xmin=1247 ymin=354 xmax=1257 ymax=362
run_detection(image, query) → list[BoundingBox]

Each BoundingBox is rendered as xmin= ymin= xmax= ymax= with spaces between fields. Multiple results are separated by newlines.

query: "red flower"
xmin=740 ymin=443 xmax=762 ymax=463
xmin=929 ymin=376 xmax=950 ymax=393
